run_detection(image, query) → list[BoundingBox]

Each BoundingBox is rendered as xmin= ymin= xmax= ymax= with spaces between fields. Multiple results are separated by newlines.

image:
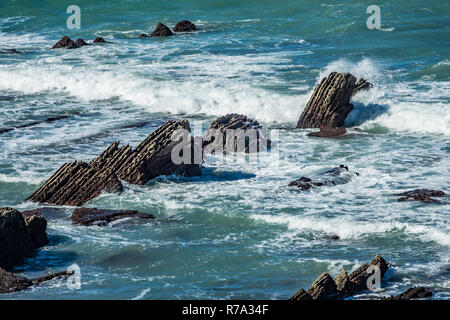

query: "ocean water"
xmin=0 ymin=0 xmax=449 ymax=299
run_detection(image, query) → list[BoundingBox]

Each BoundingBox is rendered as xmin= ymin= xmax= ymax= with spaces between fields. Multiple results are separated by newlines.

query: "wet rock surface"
xmin=290 ymin=255 xmax=390 ymax=300
xmin=0 ymin=208 xmax=49 ymax=270
xmin=174 ymin=20 xmax=196 ymax=32
xmin=151 ymin=23 xmax=173 ymax=37
xmin=296 ymin=72 xmax=372 ymax=128
xmin=27 ymin=120 xmax=201 ymax=206
xmin=307 ymin=127 xmax=347 ymax=138
xmin=288 ymin=165 xmax=355 ymax=190
xmin=72 ymin=208 xmax=156 ymax=226
xmin=396 ymin=189 xmax=445 ymax=203
xmin=390 ymin=287 xmax=432 ymax=300
xmin=203 ymin=113 xmax=271 ymax=154
xmin=93 ymin=37 xmax=107 ymax=43
xmin=52 ymin=36 xmax=77 ymax=49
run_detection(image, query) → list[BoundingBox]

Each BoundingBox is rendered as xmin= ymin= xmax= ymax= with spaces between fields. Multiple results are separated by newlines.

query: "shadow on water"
xmin=197 ymin=167 xmax=257 ymax=182
xmin=12 ymin=250 xmax=78 ymax=273
xmin=345 ymin=102 xmax=390 ymax=127
xmin=96 ymin=248 xmax=149 ymax=267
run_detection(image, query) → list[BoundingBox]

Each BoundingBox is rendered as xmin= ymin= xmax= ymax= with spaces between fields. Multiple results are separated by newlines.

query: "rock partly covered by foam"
xmin=52 ymin=36 xmax=77 ymax=49
xmin=288 ymin=165 xmax=355 ymax=190
xmin=72 ymin=208 xmax=155 ymax=226
xmin=296 ymin=72 xmax=372 ymax=129
xmin=174 ymin=20 xmax=196 ymax=32
xmin=27 ymin=120 xmax=201 ymax=206
xmin=307 ymin=127 xmax=347 ymax=138
xmin=0 ymin=268 xmax=73 ymax=294
xmin=93 ymin=37 xmax=106 ymax=43
xmin=151 ymin=23 xmax=173 ymax=37
xmin=0 ymin=208 xmax=49 ymax=270
xmin=290 ymin=255 xmax=390 ymax=300
xmin=396 ymin=189 xmax=445 ymax=203
xmin=203 ymin=114 xmax=271 ymax=154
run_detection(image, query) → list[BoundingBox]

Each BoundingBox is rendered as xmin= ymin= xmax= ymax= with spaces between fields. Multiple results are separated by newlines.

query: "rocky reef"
xmin=72 ymin=208 xmax=155 ymax=226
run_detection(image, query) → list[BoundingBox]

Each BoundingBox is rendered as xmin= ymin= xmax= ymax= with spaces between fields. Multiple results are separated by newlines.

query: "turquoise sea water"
xmin=0 ymin=0 xmax=449 ymax=299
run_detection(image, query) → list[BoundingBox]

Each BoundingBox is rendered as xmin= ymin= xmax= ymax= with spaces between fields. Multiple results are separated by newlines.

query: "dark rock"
xmin=72 ymin=208 xmax=155 ymax=226
xmin=297 ymin=72 xmax=372 ymax=128
xmin=151 ymin=23 xmax=173 ymax=37
xmin=174 ymin=20 xmax=196 ymax=32
xmin=307 ymin=127 xmax=347 ymax=138
xmin=0 ymin=208 xmax=34 ymax=270
xmin=203 ymin=114 xmax=271 ymax=154
xmin=289 ymin=288 xmax=312 ymax=300
xmin=288 ymin=165 xmax=354 ymax=190
xmin=75 ymin=38 xmax=89 ymax=47
xmin=139 ymin=33 xmax=149 ymax=38
xmin=353 ymin=78 xmax=373 ymax=95
xmin=93 ymin=37 xmax=106 ymax=43
xmin=31 ymin=270 xmax=74 ymax=286
xmin=0 ymin=49 xmax=20 ymax=54
xmin=0 ymin=268 xmax=32 ymax=294
xmin=0 ymin=115 xmax=69 ymax=135
xmin=371 ymin=254 xmax=389 ymax=276
xmin=391 ymin=287 xmax=432 ymax=300
xmin=396 ymin=189 xmax=445 ymax=203
xmin=28 ymin=120 xmax=201 ymax=206
xmin=23 ymin=214 xmax=49 ymax=249
xmin=306 ymin=272 xmax=338 ymax=300
xmin=52 ymin=36 xmax=77 ymax=49
xmin=329 ymin=234 xmax=340 ymax=240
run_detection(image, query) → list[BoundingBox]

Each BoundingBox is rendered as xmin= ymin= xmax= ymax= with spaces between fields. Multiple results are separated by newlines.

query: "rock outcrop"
xmin=203 ymin=114 xmax=271 ymax=154
xmin=0 ymin=268 xmax=73 ymax=294
xmin=0 ymin=208 xmax=49 ymax=270
xmin=93 ymin=37 xmax=106 ymax=43
xmin=151 ymin=23 xmax=173 ymax=37
xmin=72 ymin=208 xmax=155 ymax=226
xmin=174 ymin=20 xmax=196 ymax=32
xmin=290 ymin=255 xmax=390 ymax=300
xmin=296 ymin=72 xmax=372 ymax=128
xmin=389 ymin=287 xmax=432 ymax=300
xmin=52 ymin=36 xmax=77 ymax=49
xmin=396 ymin=189 xmax=445 ymax=203
xmin=288 ymin=165 xmax=356 ymax=190
xmin=28 ymin=120 xmax=201 ymax=206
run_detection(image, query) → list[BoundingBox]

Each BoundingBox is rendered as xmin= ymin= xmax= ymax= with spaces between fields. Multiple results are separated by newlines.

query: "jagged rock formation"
xmin=296 ymin=72 xmax=372 ymax=128
xmin=396 ymin=189 xmax=445 ymax=203
xmin=72 ymin=208 xmax=155 ymax=226
xmin=75 ymin=38 xmax=89 ymax=47
xmin=290 ymin=255 xmax=389 ymax=300
xmin=0 ymin=268 xmax=73 ymax=294
xmin=151 ymin=23 xmax=173 ymax=37
xmin=203 ymin=114 xmax=271 ymax=154
xmin=52 ymin=36 xmax=77 ymax=49
xmin=174 ymin=20 xmax=196 ymax=32
xmin=288 ymin=165 xmax=356 ymax=190
xmin=0 ymin=208 xmax=49 ymax=270
xmin=27 ymin=120 xmax=201 ymax=206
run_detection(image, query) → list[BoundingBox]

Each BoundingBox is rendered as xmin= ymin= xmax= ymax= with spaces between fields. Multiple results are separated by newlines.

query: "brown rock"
xmin=397 ymin=189 xmax=445 ymax=203
xmin=348 ymin=255 xmax=389 ymax=291
xmin=139 ymin=33 xmax=148 ymax=38
xmin=72 ymin=208 xmax=155 ymax=226
xmin=306 ymin=272 xmax=338 ymax=300
xmin=93 ymin=37 xmax=106 ymax=43
xmin=297 ymin=72 xmax=371 ymax=128
xmin=391 ymin=287 xmax=432 ymax=300
xmin=335 ymin=269 xmax=356 ymax=295
xmin=0 ymin=268 xmax=32 ymax=294
xmin=289 ymin=288 xmax=312 ymax=301
xmin=353 ymin=78 xmax=373 ymax=95
xmin=52 ymin=36 xmax=77 ymax=49
xmin=151 ymin=23 xmax=173 ymax=37
xmin=288 ymin=165 xmax=353 ymax=190
xmin=307 ymin=127 xmax=347 ymax=138
xmin=31 ymin=270 xmax=74 ymax=286
xmin=203 ymin=114 xmax=271 ymax=154
xmin=174 ymin=20 xmax=196 ymax=32
xmin=75 ymin=38 xmax=89 ymax=47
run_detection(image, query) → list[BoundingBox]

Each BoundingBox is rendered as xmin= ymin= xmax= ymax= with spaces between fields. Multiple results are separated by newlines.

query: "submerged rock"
xmin=288 ymin=165 xmax=355 ymax=190
xmin=75 ymin=38 xmax=89 ymax=47
xmin=296 ymin=72 xmax=372 ymax=128
xmin=390 ymin=287 xmax=432 ymax=300
xmin=139 ymin=33 xmax=149 ymax=38
xmin=151 ymin=23 xmax=173 ymax=37
xmin=174 ymin=20 xmax=196 ymax=32
xmin=0 ymin=49 xmax=20 ymax=54
xmin=306 ymin=272 xmax=338 ymax=300
xmin=0 ymin=115 xmax=69 ymax=135
xmin=203 ymin=114 xmax=271 ymax=154
xmin=52 ymin=36 xmax=77 ymax=49
xmin=307 ymin=127 xmax=347 ymax=138
xmin=27 ymin=120 xmax=201 ymax=206
xmin=72 ymin=208 xmax=155 ymax=226
xmin=396 ymin=189 xmax=445 ymax=203
xmin=93 ymin=37 xmax=106 ymax=43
